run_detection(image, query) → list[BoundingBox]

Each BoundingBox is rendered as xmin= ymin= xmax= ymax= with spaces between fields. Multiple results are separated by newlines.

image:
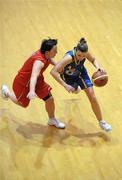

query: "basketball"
xmin=92 ymin=70 xmax=108 ymax=87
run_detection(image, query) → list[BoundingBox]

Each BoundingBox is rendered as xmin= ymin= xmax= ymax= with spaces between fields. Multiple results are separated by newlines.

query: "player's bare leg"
xmin=1 ymin=84 xmax=22 ymax=106
xmin=45 ymin=96 xmax=65 ymax=129
xmin=84 ymin=87 xmax=102 ymax=121
xmin=84 ymin=87 xmax=112 ymax=131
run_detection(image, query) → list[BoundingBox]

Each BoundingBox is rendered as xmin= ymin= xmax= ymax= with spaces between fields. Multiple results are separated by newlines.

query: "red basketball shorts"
xmin=13 ymin=75 xmax=52 ymax=108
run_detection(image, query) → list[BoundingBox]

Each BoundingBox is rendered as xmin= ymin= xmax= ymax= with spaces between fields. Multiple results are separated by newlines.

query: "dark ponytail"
xmin=76 ymin=37 xmax=88 ymax=52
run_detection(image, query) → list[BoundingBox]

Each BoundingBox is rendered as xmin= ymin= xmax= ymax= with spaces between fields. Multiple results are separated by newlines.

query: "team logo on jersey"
xmin=65 ymin=66 xmax=76 ymax=75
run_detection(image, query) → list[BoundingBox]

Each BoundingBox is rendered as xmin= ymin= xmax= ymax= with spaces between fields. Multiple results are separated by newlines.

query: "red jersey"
xmin=16 ymin=50 xmax=51 ymax=87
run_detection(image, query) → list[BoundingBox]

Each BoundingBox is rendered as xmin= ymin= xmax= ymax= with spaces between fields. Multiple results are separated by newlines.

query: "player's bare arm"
xmin=50 ymin=58 xmax=57 ymax=66
xmin=50 ymin=55 xmax=75 ymax=92
xmin=27 ymin=60 xmax=44 ymax=99
xmin=86 ymin=52 xmax=104 ymax=72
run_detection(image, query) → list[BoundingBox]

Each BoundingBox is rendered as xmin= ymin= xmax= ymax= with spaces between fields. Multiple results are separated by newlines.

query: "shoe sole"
xmin=100 ymin=126 xmax=112 ymax=132
xmin=48 ymin=123 xmax=65 ymax=129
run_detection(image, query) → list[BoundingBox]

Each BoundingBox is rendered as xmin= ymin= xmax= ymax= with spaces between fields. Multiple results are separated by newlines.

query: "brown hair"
xmin=76 ymin=38 xmax=88 ymax=52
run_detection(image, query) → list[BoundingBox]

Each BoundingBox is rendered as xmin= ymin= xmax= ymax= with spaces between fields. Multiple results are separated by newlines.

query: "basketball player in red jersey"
xmin=1 ymin=38 xmax=65 ymax=128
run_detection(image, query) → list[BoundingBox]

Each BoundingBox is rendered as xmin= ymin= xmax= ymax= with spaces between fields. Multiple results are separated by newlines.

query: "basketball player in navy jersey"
xmin=51 ymin=38 xmax=112 ymax=131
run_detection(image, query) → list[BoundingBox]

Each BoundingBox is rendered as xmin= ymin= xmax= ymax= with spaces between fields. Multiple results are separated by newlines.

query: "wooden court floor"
xmin=0 ymin=0 xmax=122 ymax=180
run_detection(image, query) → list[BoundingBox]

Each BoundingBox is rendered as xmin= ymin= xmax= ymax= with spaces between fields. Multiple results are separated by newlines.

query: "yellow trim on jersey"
xmin=73 ymin=49 xmax=80 ymax=65
xmin=80 ymin=77 xmax=87 ymax=88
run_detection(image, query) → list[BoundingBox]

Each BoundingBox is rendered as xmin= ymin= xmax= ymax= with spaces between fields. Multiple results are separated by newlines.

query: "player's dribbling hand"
xmin=27 ymin=91 xmax=37 ymax=100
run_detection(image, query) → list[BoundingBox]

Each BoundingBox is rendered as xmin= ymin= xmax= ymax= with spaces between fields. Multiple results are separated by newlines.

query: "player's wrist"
xmin=62 ymin=82 xmax=67 ymax=89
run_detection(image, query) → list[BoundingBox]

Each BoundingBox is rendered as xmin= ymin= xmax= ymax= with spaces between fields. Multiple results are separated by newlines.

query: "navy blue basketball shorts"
xmin=61 ymin=68 xmax=93 ymax=90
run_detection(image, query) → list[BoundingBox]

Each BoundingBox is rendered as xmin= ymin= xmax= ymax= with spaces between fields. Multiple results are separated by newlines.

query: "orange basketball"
xmin=92 ymin=71 xmax=108 ymax=87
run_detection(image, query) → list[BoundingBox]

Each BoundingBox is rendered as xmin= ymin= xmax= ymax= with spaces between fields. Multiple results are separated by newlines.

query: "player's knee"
xmin=49 ymin=96 xmax=54 ymax=102
xmin=86 ymin=88 xmax=97 ymax=102
xmin=90 ymin=95 xmax=98 ymax=104
xmin=88 ymin=93 xmax=97 ymax=103
xmin=42 ymin=92 xmax=53 ymax=101
xmin=92 ymin=95 xmax=97 ymax=101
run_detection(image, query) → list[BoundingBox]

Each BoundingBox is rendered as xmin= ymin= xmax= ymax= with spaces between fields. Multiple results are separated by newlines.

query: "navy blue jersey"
xmin=61 ymin=49 xmax=93 ymax=90
xmin=64 ymin=50 xmax=85 ymax=77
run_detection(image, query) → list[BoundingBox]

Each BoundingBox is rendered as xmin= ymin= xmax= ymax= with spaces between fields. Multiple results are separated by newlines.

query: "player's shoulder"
xmin=65 ymin=50 xmax=73 ymax=57
xmin=31 ymin=50 xmax=46 ymax=62
xmin=32 ymin=50 xmax=43 ymax=57
xmin=66 ymin=49 xmax=76 ymax=60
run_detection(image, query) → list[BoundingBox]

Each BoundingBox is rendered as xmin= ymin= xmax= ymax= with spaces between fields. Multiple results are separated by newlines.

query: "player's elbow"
xmin=50 ymin=68 xmax=56 ymax=77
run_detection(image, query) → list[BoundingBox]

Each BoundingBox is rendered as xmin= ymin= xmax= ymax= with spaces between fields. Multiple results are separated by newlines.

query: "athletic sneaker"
xmin=99 ymin=120 xmax=112 ymax=131
xmin=48 ymin=118 xmax=65 ymax=129
xmin=1 ymin=85 xmax=10 ymax=100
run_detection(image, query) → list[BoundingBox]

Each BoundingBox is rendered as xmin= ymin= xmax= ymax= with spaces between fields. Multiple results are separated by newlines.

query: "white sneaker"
xmin=48 ymin=118 xmax=65 ymax=129
xmin=99 ymin=120 xmax=112 ymax=131
xmin=1 ymin=85 xmax=10 ymax=100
